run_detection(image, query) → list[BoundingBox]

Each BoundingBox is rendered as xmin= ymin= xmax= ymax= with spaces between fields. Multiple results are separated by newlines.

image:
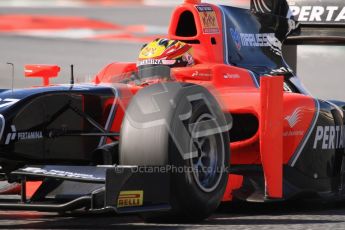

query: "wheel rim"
xmin=190 ymin=113 xmax=225 ymax=193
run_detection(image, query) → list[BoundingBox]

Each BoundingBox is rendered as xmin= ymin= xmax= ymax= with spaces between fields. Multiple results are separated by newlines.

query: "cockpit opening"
xmin=175 ymin=11 xmax=197 ymax=37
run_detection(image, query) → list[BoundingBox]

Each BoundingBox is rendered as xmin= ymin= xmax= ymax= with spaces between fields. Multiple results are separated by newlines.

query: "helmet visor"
xmin=138 ymin=65 xmax=171 ymax=80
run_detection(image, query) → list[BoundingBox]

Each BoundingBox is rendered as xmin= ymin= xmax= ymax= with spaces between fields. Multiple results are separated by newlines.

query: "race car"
xmin=0 ymin=0 xmax=344 ymax=222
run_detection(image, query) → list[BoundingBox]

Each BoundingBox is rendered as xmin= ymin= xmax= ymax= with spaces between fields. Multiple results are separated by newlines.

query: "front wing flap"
xmin=0 ymin=165 xmax=171 ymax=214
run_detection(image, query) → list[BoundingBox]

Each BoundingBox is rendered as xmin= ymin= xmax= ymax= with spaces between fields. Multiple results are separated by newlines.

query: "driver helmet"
xmin=137 ymin=38 xmax=194 ymax=79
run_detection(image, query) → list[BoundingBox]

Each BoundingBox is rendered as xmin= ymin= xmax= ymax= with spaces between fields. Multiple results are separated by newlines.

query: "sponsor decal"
xmin=288 ymin=1 xmax=345 ymax=24
xmin=283 ymin=130 xmax=304 ymax=137
xmin=283 ymin=107 xmax=305 ymax=137
xmin=196 ymin=5 xmax=220 ymax=34
xmin=229 ymin=28 xmax=282 ymax=55
xmin=285 ymin=107 xmax=304 ymax=128
xmin=21 ymin=167 xmax=104 ymax=180
xmin=224 ymin=73 xmax=240 ymax=79
xmin=141 ymin=47 xmax=157 ymax=57
xmin=230 ymin=28 xmax=242 ymax=50
xmin=240 ymin=32 xmax=276 ymax=47
xmin=117 ymin=190 xmax=144 ymax=208
xmin=0 ymin=98 xmax=20 ymax=109
xmin=313 ymin=125 xmax=345 ymax=150
xmin=5 ymin=125 xmax=43 ymax=145
xmin=137 ymin=59 xmax=176 ymax=66
xmin=192 ymin=71 xmax=212 ymax=78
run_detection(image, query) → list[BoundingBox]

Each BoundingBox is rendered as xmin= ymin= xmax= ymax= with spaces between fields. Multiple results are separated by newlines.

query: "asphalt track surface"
xmin=1 ymin=4 xmax=345 ymax=230
xmin=1 ymin=202 xmax=345 ymax=229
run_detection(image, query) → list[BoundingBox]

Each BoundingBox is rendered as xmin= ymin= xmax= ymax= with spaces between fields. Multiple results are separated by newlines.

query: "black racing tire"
xmin=119 ymin=82 xmax=231 ymax=222
xmin=92 ymin=142 xmax=119 ymax=165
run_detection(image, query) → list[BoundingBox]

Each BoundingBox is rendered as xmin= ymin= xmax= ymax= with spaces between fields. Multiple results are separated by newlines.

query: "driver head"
xmin=137 ymin=38 xmax=194 ymax=79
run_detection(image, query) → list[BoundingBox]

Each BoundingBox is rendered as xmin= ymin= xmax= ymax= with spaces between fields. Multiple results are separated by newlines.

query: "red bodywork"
xmin=24 ymin=64 xmax=60 ymax=86
xmin=83 ymin=0 xmax=316 ymax=201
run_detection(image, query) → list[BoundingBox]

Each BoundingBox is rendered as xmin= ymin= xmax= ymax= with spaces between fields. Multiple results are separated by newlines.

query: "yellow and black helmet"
xmin=138 ymin=38 xmax=194 ymax=68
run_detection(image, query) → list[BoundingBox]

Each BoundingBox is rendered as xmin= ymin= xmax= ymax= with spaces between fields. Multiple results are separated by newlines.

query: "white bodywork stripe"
xmin=260 ymin=0 xmax=271 ymax=12
xmin=256 ymin=0 xmax=265 ymax=12
xmin=0 ymin=115 xmax=4 ymax=142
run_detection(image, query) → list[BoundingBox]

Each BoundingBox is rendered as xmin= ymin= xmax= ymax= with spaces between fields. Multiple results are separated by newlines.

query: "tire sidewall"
xmin=168 ymin=84 xmax=230 ymax=220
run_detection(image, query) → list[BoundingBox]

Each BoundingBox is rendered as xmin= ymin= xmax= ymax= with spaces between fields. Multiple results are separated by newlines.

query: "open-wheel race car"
xmin=0 ymin=0 xmax=345 ymax=222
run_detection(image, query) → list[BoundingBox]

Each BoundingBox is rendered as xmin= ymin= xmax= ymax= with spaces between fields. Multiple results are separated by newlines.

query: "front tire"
xmin=119 ymin=82 xmax=231 ymax=222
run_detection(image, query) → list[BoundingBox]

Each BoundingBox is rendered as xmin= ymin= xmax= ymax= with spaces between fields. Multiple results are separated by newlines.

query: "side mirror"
xmin=24 ymin=65 xmax=61 ymax=86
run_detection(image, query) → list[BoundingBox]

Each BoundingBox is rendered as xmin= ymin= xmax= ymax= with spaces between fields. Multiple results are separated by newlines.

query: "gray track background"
xmin=0 ymin=6 xmax=172 ymax=88
xmin=0 ymin=5 xmax=345 ymax=230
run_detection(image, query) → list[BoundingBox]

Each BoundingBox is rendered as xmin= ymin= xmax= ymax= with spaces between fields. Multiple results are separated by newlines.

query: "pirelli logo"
xmin=117 ymin=190 xmax=143 ymax=208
